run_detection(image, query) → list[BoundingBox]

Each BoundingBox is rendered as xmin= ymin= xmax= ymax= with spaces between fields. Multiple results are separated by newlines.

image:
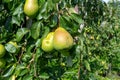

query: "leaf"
xmin=27 ymin=44 xmax=35 ymax=53
xmin=22 ymin=75 xmax=33 ymax=80
xmin=70 ymin=14 xmax=84 ymax=24
xmin=35 ymin=39 xmax=42 ymax=48
xmin=5 ymin=43 xmax=17 ymax=53
xmin=84 ymin=60 xmax=91 ymax=71
xmin=49 ymin=14 xmax=58 ymax=27
xmin=22 ymin=53 xmax=32 ymax=62
xmin=13 ymin=3 xmax=23 ymax=15
xmin=30 ymin=22 xmax=41 ymax=39
xmin=12 ymin=3 xmax=24 ymax=26
xmin=39 ymin=73 xmax=49 ymax=79
xmin=3 ymin=0 xmax=12 ymax=3
xmin=75 ymin=45 xmax=81 ymax=59
xmin=14 ymin=64 xmax=26 ymax=77
xmin=22 ymin=45 xmax=34 ymax=62
xmin=62 ymin=15 xmax=71 ymax=22
xmin=16 ymin=28 xmax=29 ymax=42
xmin=41 ymin=27 xmax=50 ymax=39
xmin=18 ymin=69 xmax=29 ymax=77
xmin=47 ymin=0 xmax=56 ymax=11
xmin=3 ymin=64 xmax=16 ymax=77
xmin=60 ymin=16 xmax=69 ymax=28
xmin=66 ymin=56 xmax=73 ymax=67
xmin=4 ymin=53 xmax=14 ymax=63
xmin=35 ymin=48 xmax=43 ymax=62
xmin=39 ymin=2 xmax=48 ymax=14
xmin=12 ymin=16 xmax=20 ymax=26
xmin=76 ymin=45 xmax=80 ymax=54
xmin=37 ymin=2 xmax=48 ymax=20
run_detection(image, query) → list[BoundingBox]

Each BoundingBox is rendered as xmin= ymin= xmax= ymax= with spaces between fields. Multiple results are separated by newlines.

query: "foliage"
xmin=0 ymin=0 xmax=120 ymax=80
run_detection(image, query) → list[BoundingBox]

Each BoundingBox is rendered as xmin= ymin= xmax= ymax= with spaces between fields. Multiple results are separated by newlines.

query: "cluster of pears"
xmin=41 ymin=27 xmax=74 ymax=52
xmin=0 ymin=44 xmax=6 ymax=68
xmin=24 ymin=0 xmax=39 ymax=18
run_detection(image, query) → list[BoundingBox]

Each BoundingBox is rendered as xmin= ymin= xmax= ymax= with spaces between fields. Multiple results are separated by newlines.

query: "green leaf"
xmin=11 ymin=3 xmax=24 ymax=26
xmin=22 ymin=75 xmax=33 ymax=80
xmin=18 ymin=69 xmax=29 ymax=77
xmin=16 ymin=28 xmax=29 ymax=42
xmin=47 ymin=0 xmax=56 ymax=11
xmin=21 ymin=45 xmax=34 ymax=62
xmin=62 ymin=15 xmax=71 ymax=22
xmin=76 ymin=45 xmax=80 ymax=54
xmin=14 ymin=64 xmax=26 ymax=77
xmin=39 ymin=73 xmax=49 ymax=79
xmin=35 ymin=39 xmax=41 ymax=48
xmin=84 ymin=60 xmax=91 ymax=71
xmin=70 ymin=14 xmax=84 ymax=24
xmin=60 ymin=16 xmax=69 ymax=28
xmin=37 ymin=2 xmax=48 ymax=20
xmin=49 ymin=14 xmax=58 ymax=27
xmin=66 ymin=56 xmax=73 ymax=67
xmin=4 ymin=53 xmax=14 ymax=63
xmin=39 ymin=2 xmax=48 ymax=14
xmin=41 ymin=27 xmax=50 ymax=39
xmin=13 ymin=3 xmax=23 ymax=15
xmin=22 ymin=53 xmax=32 ymax=62
xmin=30 ymin=22 xmax=41 ymax=39
xmin=3 ymin=64 xmax=16 ymax=77
xmin=3 ymin=0 xmax=12 ymax=3
xmin=5 ymin=43 xmax=17 ymax=53
xmin=12 ymin=16 xmax=20 ymax=26
xmin=35 ymin=48 xmax=43 ymax=62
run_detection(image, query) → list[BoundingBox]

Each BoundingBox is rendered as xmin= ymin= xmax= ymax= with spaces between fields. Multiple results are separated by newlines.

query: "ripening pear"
xmin=41 ymin=32 xmax=54 ymax=52
xmin=53 ymin=27 xmax=73 ymax=50
xmin=24 ymin=0 xmax=39 ymax=18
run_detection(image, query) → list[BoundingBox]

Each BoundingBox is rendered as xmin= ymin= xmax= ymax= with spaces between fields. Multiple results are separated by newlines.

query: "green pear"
xmin=0 ymin=44 xmax=6 ymax=58
xmin=41 ymin=32 xmax=54 ymax=52
xmin=24 ymin=0 xmax=39 ymax=18
xmin=53 ymin=27 xmax=73 ymax=50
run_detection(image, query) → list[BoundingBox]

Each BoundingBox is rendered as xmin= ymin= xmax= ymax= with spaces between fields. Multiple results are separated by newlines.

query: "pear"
xmin=24 ymin=0 xmax=39 ymax=18
xmin=41 ymin=32 xmax=54 ymax=52
xmin=0 ymin=44 xmax=6 ymax=58
xmin=53 ymin=27 xmax=73 ymax=50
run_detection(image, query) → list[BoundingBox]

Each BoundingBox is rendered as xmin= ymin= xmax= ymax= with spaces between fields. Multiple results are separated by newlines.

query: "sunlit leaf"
xmin=5 ymin=43 xmax=17 ymax=53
